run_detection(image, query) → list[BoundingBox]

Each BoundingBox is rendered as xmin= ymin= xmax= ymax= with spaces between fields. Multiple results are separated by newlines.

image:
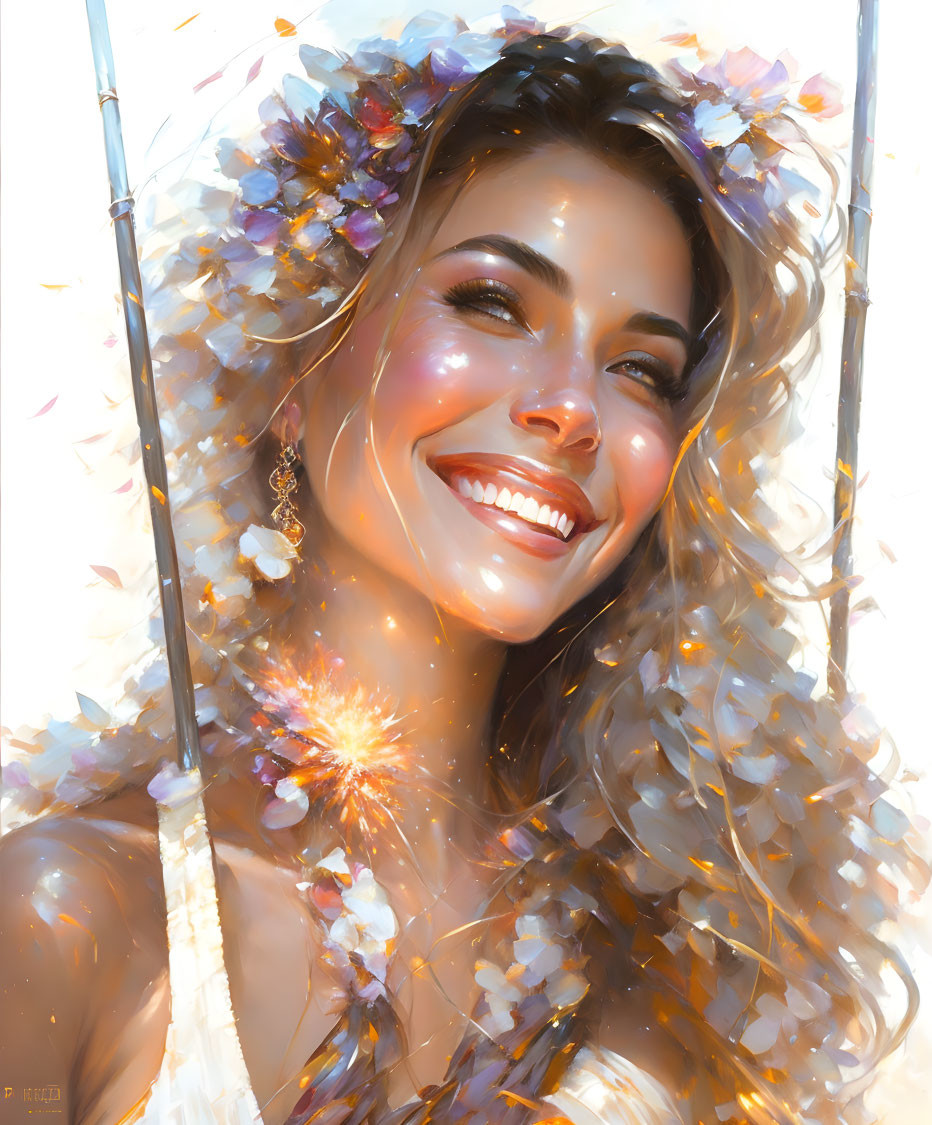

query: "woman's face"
xmin=305 ymin=144 xmax=694 ymax=642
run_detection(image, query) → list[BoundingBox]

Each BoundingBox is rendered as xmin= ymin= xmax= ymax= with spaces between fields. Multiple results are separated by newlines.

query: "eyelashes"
xmin=441 ymin=277 xmax=686 ymax=401
xmin=606 ymin=353 xmax=686 ymax=401
xmin=442 ymin=278 xmax=528 ymax=329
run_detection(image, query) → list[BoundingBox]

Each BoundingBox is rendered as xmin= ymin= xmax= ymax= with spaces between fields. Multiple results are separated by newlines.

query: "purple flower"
xmin=400 ymin=83 xmax=444 ymax=119
xmin=502 ymin=5 xmax=546 ymax=35
xmin=252 ymin=751 xmax=287 ymax=786
xmin=239 ymin=168 xmax=280 ymax=205
xmin=430 ymin=46 xmax=473 ymax=86
xmin=339 ymin=208 xmax=385 ymax=255
xmin=220 ymin=235 xmax=260 ymax=263
xmin=696 ymin=48 xmax=790 ymax=115
xmin=4 ymin=761 xmax=30 ymax=788
xmin=361 ymin=178 xmax=392 ymax=203
xmin=243 ymin=210 xmax=284 ymax=246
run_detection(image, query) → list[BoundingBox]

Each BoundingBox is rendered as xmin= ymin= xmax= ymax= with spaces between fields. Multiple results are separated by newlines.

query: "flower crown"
xmin=224 ymin=9 xmax=841 ymax=276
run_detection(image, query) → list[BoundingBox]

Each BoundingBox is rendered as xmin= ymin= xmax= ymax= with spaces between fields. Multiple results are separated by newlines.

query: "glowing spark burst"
xmin=252 ymin=649 xmax=408 ymax=830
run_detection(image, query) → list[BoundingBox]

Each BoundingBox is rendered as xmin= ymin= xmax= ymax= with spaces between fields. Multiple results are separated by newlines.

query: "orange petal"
xmin=90 ymin=564 xmax=123 ymax=588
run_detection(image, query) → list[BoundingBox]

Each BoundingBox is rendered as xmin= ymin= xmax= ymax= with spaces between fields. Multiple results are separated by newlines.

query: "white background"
xmin=1 ymin=0 xmax=929 ymax=1117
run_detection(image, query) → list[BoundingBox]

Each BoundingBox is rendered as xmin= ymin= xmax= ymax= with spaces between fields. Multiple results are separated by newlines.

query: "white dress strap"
xmin=136 ymin=776 xmax=264 ymax=1125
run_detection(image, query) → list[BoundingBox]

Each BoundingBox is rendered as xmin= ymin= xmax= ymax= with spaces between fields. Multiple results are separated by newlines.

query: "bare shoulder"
xmin=0 ymin=786 xmax=166 ymax=943
xmin=0 ymin=781 xmax=333 ymax=1124
xmin=0 ymin=789 xmax=169 ymax=1122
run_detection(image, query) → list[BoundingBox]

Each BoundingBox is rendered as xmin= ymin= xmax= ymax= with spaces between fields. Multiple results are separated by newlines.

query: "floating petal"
xmin=90 ymin=564 xmax=123 ymax=588
xmin=798 ymin=74 xmax=843 ymax=119
xmin=76 ymin=693 xmax=110 ymax=728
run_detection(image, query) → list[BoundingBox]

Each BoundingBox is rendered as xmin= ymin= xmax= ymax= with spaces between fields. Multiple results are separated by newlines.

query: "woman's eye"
xmin=442 ymin=279 xmax=527 ymax=329
xmin=606 ymin=353 xmax=683 ymax=401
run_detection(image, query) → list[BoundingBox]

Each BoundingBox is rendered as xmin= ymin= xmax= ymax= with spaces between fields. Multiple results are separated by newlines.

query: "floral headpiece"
xmin=671 ymin=42 xmax=842 ymax=223
xmin=223 ymin=10 xmax=842 ymax=282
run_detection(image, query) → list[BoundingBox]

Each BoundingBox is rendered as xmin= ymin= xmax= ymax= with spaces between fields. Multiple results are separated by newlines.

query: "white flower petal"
xmin=329 ymin=915 xmax=360 ymax=951
xmin=239 ymin=523 xmax=298 ymax=559
xmin=693 ymin=100 xmax=748 ymax=148
xmin=147 ymin=763 xmax=202 ymax=808
xmin=318 ymin=848 xmax=350 ymax=876
xmin=255 ymin=552 xmax=291 ymax=580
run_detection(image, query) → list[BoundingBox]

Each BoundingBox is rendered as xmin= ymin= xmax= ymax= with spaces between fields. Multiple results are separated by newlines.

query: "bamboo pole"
xmin=85 ymin=0 xmax=202 ymax=771
xmin=828 ymin=0 xmax=878 ymax=700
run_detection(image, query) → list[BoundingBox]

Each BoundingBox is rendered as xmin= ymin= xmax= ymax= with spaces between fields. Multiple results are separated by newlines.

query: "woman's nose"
xmin=509 ymin=388 xmax=601 ymax=454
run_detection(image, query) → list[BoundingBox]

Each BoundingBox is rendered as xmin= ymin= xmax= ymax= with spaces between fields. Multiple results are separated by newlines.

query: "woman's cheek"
xmin=375 ymin=320 xmax=521 ymax=430
xmin=610 ymin=411 xmax=678 ymax=517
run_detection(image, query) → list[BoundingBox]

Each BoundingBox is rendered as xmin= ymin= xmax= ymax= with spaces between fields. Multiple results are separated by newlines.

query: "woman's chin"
xmin=437 ymin=588 xmax=564 ymax=645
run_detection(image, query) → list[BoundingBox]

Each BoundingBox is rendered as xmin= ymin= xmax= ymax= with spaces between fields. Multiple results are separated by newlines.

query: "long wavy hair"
xmin=7 ymin=21 xmax=923 ymax=1125
xmin=351 ymin=36 xmax=920 ymax=1125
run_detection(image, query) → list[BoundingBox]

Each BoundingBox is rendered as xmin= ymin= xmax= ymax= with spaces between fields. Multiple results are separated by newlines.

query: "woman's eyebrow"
xmin=436 ymin=235 xmax=571 ymax=298
xmin=624 ymin=310 xmax=690 ymax=348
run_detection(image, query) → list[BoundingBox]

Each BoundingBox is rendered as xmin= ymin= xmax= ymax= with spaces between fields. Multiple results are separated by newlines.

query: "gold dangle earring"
xmin=270 ymin=403 xmax=305 ymax=548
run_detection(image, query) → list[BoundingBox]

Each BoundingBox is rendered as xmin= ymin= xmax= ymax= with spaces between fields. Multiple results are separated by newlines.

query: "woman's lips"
xmin=428 ymin=452 xmax=604 ymax=559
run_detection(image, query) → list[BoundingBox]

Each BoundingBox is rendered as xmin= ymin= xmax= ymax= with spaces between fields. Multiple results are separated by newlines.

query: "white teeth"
xmin=452 ymin=474 xmax=579 ymax=539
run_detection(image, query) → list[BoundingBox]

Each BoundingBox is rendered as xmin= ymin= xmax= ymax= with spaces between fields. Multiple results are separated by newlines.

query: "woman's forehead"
xmin=421 ymin=144 xmax=694 ymax=320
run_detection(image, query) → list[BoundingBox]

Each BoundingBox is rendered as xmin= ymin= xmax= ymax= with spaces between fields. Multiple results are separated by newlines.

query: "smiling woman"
xmin=0 ymin=12 xmax=923 ymax=1125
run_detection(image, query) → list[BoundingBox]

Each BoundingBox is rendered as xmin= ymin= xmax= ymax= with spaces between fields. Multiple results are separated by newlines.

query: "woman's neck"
xmin=269 ymin=513 xmax=508 ymax=856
